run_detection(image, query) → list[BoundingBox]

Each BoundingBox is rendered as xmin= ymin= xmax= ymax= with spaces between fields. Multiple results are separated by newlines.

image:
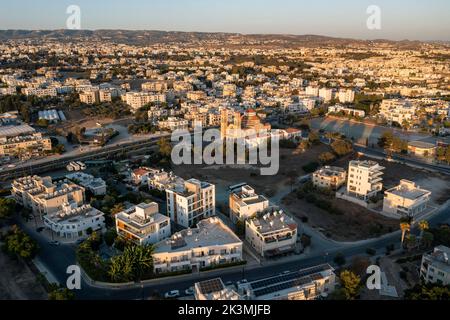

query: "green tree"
xmin=404 ymin=284 xmax=450 ymax=300
xmin=339 ymin=270 xmax=362 ymax=300
xmin=104 ymin=229 xmax=118 ymax=247
xmin=157 ymin=138 xmax=172 ymax=158
xmin=48 ymin=284 xmax=76 ymax=300
xmin=318 ymin=152 xmax=336 ymax=164
xmin=0 ymin=198 xmax=16 ymax=220
xmin=331 ymin=140 xmax=353 ymax=157
xmin=2 ymin=225 xmax=39 ymax=260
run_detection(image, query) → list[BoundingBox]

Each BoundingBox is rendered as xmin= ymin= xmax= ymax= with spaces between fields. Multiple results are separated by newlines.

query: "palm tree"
xmin=400 ymin=222 xmax=411 ymax=247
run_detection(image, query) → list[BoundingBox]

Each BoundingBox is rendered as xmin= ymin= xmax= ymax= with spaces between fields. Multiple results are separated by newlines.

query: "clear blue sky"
xmin=1 ymin=0 xmax=449 ymax=41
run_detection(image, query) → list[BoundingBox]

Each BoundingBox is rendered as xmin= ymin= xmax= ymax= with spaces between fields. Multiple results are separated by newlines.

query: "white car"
xmin=164 ymin=290 xmax=180 ymax=299
xmin=184 ymin=287 xmax=194 ymax=296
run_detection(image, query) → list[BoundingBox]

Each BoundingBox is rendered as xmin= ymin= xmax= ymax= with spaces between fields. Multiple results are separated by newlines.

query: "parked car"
xmin=164 ymin=290 xmax=180 ymax=299
xmin=49 ymin=240 xmax=60 ymax=246
xmin=184 ymin=287 xmax=194 ymax=296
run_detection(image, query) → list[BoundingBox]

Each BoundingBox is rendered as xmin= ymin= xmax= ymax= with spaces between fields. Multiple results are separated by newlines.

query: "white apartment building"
xmin=166 ymin=179 xmax=215 ymax=228
xmin=194 ymin=278 xmax=241 ymax=300
xmin=245 ymin=210 xmax=298 ymax=258
xmin=420 ymin=246 xmax=450 ymax=286
xmin=338 ymin=89 xmax=355 ymax=103
xmin=238 ymin=264 xmax=336 ymax=300
xmin=347 ymin=160 xmax=385 ymax=201
xmin=319 ymin=88 xmax=334 ymax=102
xmin=43 ymin=203 xmax=105 ymax=241
xmin=152 ymin=217 xmax=243 ymax=273
xmin=306 ymin=86 xmax=319 ymax=97
xmin=157 ymin=117 xmax=189 ymax=131
xmin=328 ymin=105 xmax=365 ymax=118
xmin=66 ymin=172 xmax=107 ymax=196
xmin=383 ymin=180 xmax=431 ymax=218
xmin=229 ymin=185 xmax=269 ymax=223
xmin=12 ymin=175 xmax=85 ymax=216
xmin=22 ymin=87 xmax=57 ymax=97
xmin=124 ymin=92 xmax=166 ymax=111
xmin=312 ymin=166 xmax=347 ymax=191
xmin=115 ymin=202 xmax=171 ymax=245
xmin=379 ymin=99 xmax=417 ymax=125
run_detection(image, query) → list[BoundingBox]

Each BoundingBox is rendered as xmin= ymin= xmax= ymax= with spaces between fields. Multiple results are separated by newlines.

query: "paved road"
xmin=18 ymin=197 xmax=449 ymax=300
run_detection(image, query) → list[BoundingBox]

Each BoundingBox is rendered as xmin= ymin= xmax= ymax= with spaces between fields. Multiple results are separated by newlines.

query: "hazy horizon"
xmin=1 ymin=0 xmax=450 ymax=42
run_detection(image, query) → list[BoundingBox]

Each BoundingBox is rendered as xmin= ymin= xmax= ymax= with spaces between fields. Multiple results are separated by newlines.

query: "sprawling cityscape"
xmin=0 ymin=1 xmax=449 ymax=311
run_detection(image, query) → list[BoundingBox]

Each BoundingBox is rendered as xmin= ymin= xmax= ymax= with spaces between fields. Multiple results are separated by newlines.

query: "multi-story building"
xmin=12 ymin=175 xmax=85 ymax=216
xmin=319 ymin=88 xmax=333 ymax=102
xmin=152 ymin=217 xmax=242 ymax=273
xmin=158 ymin=117 xmax=189 ymax=131
xmin=312 ymin=166 xmax=347 ymax=191
xmin=338 ymin=89 xmax=355 ymax=103
xmin=238 ymin=264 xmax=336 ymax=300
xmin=43 ymin=203 xmax=105 ymax=241
xmin=22 ymin=87 xmax=57 ymax=97
xmin=347 ymin=160 xmax=385 ymax=201
xmin=0 ymin=132 xmax=52 ymax=159
xmin=223 ymin=83 xmax=237 ymax=97
xmin=229 ymin=185 xmax=269 ymax=223
xmin=124 ymin=92 xmax=166 ymax=111
xmin=79 ymin=90 xmax=100 ymax=104
xmin=306 ymin=86 xmax=319 ymax=97
xmin=66 ymin=172 xmax=107 ymax=196
xmin=420 ymin=246 xmax=450 ymax=286
xmin=383 ymin=180 xmax=431 ymax=218
xmin=166 ymin=178 xmax=215 ymax=228
xmin=379 ymin=99 xmax=417 ymax=125
xmin=194 ymin=278 xmax=241 ymax=300
xmin=245 ymin=210 xmax=298 ymax=258
xmin=115 ymin=202 xmax=171 ymax=245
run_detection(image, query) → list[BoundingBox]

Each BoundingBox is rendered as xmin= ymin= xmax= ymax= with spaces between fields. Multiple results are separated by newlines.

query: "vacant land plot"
xmin=0 ymin=250 xmax=47 ymax=300
xmin=173 ymin=143 xmax=332 ymax=203
xmin=282 ymin=189 xmax=399 ymax=241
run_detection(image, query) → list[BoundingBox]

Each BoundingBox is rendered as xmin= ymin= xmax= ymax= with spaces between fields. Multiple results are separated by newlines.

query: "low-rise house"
xmin=238 ymin=264 xmax=336 ymax=300
xmin=43 ymin=203 xmax=105 ymax=240
xmin=152 ymin=217 xmax=242 ymax=274
xmin=194 ymin=278 xmax=241 ymax=300
xmin=312 ymin=166 xmax=347 ymax=191
xmin=229 ymin=185 xmax=269 ymax=223
xmin=383 ymin=180 xmax=431 ymax=218
xmin=420 ymin=246 xmax=450 ymax=286
xmin=115 ymin=202 xmax=171 ymax=245
xmin=245 ymin=210 xmax=298 ymax=258
xmin=407 ymin=141 xmax=437 ymax=157
xmin=66 ymin=172 xmax=107 ymax=196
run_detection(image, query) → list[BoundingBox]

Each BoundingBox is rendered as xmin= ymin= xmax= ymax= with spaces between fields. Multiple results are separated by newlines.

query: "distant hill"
xmin=0 ymin=29 xmax=443 ymax=48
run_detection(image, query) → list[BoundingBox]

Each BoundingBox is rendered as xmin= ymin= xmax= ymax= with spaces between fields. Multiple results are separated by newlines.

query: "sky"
xmin=0 ymin=0 xmax=449 ymax=41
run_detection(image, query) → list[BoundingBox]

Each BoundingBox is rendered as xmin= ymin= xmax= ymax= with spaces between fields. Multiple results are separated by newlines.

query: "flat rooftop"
xmin=249 ymin=211 xmax=297 ymax=235
xmin=0 ymin=124 xmax=36 ymax=138
xmin=154 ymin=217 xmax=241 ymax=253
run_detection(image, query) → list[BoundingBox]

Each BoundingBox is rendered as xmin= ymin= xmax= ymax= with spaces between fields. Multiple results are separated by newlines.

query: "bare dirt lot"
xmin=0 ymin=250 xmax=47 ymax=300
xmin=172 ymin=144 xmax=332 ymax=203
xmin=282 ymin=191 xmax=399 ymax=241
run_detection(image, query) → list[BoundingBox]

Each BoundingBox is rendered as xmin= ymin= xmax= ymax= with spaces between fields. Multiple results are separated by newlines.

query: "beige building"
xmin=347 ymin=160 xmax=385 ymax=201
xmin=79 ymin=90 xmax=100 ymax=104
xmin=0 ymin=132 xmax=52 ymax=159
xmin=245 ymin=210 xmax=298 ymax=258
xmin=312 ymin=166 xmax=347 ymax=191
xmin=115 ymin=202 xmax=171 ymax=245
xmin=12 ymin=175 xmax=85 ymax=217
xmin=166 ymin=178 xmax=215 ymax=228
xmin=420 ymin=246 xmax=450 ymax=286
xmin=229 ymin=185 xmax=269 ymax=223
xmin=383 ymin=180 xmax=431 ymax=218
xmin=152 ymin=217 xmax=242 ymax=273
xmin=407 ymin=141 xmax=437 ymax=157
